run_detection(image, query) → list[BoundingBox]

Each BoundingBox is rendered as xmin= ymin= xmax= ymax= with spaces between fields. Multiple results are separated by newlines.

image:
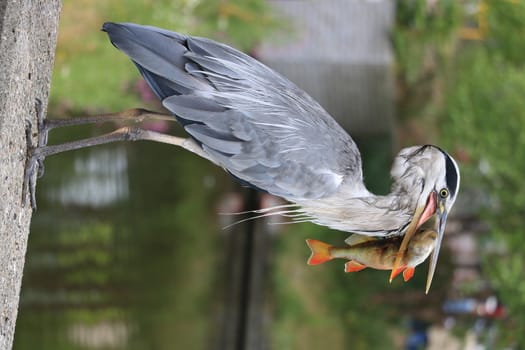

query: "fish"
xmin=305 ymin=229 xmax=438 ymax=282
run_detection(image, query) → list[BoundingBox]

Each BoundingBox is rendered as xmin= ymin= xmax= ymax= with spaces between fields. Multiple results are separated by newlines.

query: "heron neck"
xmin=298 ymin=189 xmax=414 ymax=236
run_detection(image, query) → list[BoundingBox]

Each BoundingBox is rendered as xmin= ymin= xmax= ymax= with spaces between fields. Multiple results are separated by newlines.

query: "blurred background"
xmin=15 ymin=0 xmax=525 ymax=349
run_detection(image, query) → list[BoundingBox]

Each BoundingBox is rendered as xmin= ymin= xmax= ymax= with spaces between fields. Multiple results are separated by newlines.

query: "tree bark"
xmin=0 ymin=1 xmax=61 ymax=349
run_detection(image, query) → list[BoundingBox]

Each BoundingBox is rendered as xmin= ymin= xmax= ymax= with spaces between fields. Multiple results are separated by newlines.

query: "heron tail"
xmin=102 ymin=22 xmax=209 ymax=102
xmin=306 ymin=239 xmax=333 ymax=265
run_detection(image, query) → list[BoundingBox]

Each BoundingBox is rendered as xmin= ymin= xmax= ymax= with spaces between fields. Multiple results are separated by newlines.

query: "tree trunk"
xmin=0 ymin=1 xmax=61 ymax=349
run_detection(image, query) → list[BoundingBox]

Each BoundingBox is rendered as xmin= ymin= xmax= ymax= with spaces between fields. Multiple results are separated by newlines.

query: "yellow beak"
xmin=425 ymin=202 xmax=448 ymax=294
xmin=390 ymin=191 xmax=437 ymax=283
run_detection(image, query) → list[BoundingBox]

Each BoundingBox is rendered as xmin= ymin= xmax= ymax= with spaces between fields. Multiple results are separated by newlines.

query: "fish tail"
xmin=306 ymin=239 xmax=333 ymax=265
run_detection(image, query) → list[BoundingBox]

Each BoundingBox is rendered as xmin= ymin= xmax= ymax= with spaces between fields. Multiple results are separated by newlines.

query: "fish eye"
xmin=439 ymin=188 xmax=449 ymax=198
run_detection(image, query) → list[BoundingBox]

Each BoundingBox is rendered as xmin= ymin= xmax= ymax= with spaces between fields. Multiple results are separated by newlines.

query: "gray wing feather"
xmin=184 ymin=124 xmax=242 ymax=154
xmin=184 ymin=53 xmax=243 ymax=79
xmin=103 ymin=22 xmax=364 ymax=200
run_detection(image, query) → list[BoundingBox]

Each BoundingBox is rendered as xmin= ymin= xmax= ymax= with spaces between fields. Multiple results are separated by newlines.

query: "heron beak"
xmin=415 ymin=191 xmax=437 ymax=230
xmin=390 ymin=191 xmax=437 ymax=282
xmin=425 ymin=202 xmax=448 ymax=294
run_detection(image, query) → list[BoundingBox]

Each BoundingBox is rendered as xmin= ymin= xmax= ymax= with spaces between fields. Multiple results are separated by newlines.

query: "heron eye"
xmin=439 ymin=188 xmax=449 ymax=198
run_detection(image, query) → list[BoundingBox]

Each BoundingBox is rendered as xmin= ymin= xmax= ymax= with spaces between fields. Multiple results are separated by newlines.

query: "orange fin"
xmin=389 ymin=267 xmax=405 ymax=282
xmin=344 ymin=260 xmax=367 ymax=273
xmin=403 ymin=267 xmax=415 ymax=282
xmin=306 ymin=239 xmax=333 ymax=265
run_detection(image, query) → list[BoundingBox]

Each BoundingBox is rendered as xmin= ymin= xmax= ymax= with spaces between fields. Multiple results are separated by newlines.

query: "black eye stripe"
xmin=413 ymin=145 xmax=459 ymax=198
xmin=444 ymin=153 xmax=458 ymax=197
xmin=432 ymin=145 xmax=459 ymax=198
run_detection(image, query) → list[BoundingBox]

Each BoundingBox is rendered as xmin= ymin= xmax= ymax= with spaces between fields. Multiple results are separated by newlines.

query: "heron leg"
xmin=22 ymin=107 xmax=213 ymax=209
xmin=32 ymin=126 xmax=213 ymax=162
xmin=43 ymin=108 xmax=176 ymax=131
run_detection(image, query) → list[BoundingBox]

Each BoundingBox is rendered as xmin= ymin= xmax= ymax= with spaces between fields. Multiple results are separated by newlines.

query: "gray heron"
xmin=26 ymin=22 xmax=460 ymax=293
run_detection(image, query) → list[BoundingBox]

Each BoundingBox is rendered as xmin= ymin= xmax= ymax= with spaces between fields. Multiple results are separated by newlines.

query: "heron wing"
xmin=103 ymin=22 xmax=364 ymax=200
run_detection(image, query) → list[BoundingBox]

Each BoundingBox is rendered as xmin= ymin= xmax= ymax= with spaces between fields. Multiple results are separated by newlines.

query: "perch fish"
xmin=306 ymin=229 xmax=437 ymax=282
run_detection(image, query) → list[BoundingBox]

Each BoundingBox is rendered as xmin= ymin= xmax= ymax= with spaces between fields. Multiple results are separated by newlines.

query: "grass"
xmin=51 ymin=0 xmax=203 ymax=111
xmin=51 ymin=0 xmax=278 ymax=112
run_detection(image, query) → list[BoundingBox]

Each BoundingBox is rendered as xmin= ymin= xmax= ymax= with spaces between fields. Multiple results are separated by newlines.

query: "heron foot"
xmin=22 ymin=98 xmax=48 ymax=209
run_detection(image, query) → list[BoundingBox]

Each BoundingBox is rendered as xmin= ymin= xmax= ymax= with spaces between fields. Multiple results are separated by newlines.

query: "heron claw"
xmin=22 ymin=99 xmax=48 ymax=209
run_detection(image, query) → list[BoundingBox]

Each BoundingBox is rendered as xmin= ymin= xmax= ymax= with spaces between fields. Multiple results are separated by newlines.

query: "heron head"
xmin=392 ymin=145 xmax=460 ymax=292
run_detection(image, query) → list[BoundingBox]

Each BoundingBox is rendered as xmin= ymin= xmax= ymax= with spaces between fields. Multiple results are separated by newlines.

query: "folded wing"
xmin=103 ymin=22 xmax=364 ymax=201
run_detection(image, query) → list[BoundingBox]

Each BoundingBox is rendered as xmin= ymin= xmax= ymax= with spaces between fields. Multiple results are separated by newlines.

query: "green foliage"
xmin=484 ymin=0 xmax=525 ymax=65
xmin=485 ymin=229 xmax=525 ymax=345
xmin=193 ymin=0 xmax=281 ymax=51
xmin=392 ymin=0 xmax=461 ymax=85
xmin=442 ymin=50 xmax=525 ymax=345
xmin=443 ymin=49 xmax=525 ymax=214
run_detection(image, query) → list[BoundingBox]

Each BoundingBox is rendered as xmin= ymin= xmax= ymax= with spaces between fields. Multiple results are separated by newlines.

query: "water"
xmin=15 ymin=124 xmax=230 ymax=349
